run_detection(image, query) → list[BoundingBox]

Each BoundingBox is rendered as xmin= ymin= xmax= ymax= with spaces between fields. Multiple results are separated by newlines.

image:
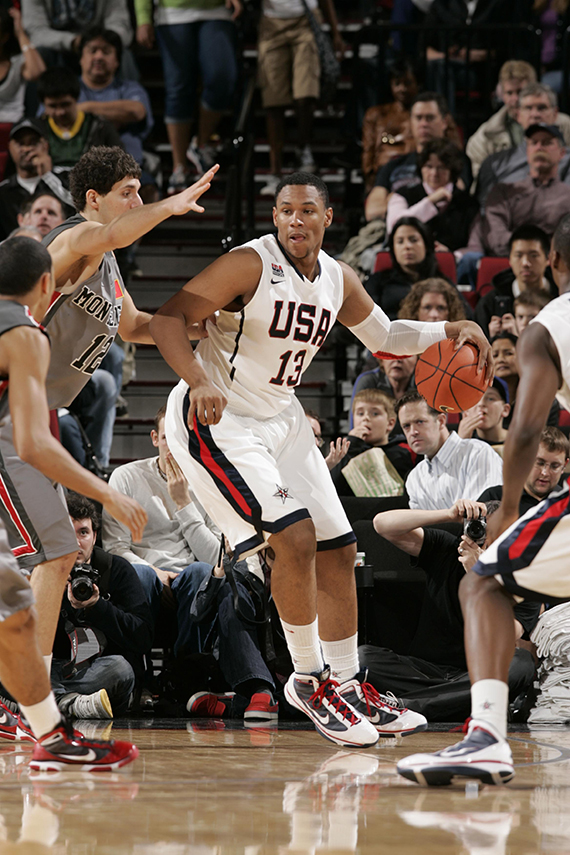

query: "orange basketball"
xmin=415 ymin=339 xmax=488 ymax=413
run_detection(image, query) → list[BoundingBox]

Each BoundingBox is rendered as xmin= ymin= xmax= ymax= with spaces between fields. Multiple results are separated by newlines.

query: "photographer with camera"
xmin=51 ymin=493 xmax=153 ymax=719
xmin=359 ymin=498 xmax=540 ymax=722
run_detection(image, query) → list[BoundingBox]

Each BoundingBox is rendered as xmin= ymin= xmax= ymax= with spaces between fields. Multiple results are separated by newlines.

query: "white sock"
xmin=321 ymin=633 xmax=359 ymax=684
xmin=471 ymin=679 xmax=509 ymax=739
xmin=43 ymin=654 xmax=53 ymax=675
xmin=281 ymin=617 xmax=324 ymax=675
xmin=20 ymin=692 xmax=61 ymax=739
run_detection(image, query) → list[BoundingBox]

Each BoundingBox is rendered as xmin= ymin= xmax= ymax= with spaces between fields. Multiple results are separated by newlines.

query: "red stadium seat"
xmin=373 ymin=250 xmax=457 ymax=282
xmin=475 ymin=257 xmax=511 ymax=299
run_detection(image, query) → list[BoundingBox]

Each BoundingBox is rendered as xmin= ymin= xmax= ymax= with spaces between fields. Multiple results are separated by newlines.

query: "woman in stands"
xmin=398 ymin=277 xmax=467 ymax=323
xmin=365 ymin=217 xmax=445 ymax=320
xmin=0 ymin=6 xmax=44 ymax=125
xmin=386 ymin=139 xmax=478 ymax=251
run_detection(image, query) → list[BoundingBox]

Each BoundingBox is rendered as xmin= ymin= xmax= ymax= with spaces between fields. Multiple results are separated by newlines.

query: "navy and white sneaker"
xmin=284 ymin=667 xmax=379 ymax=748
xmin=339 ymin=672 xmax=427 ymax=737
xmin=397 ymin=719 xmax=514 ymax=786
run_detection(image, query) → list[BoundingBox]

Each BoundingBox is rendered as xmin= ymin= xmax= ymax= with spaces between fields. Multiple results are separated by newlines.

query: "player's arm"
xmin=118 ymin=289 xmax=154 ymax=344
xmin=337 ymin=263 xmax=493 ymax=379
xmin=490 ymin=322 xmax=562 ymax=538
xmin=5 ymin=327 xmax=148 ymax=541
xmin=374 ymin=499 xmax=485 ymax=556
xmin=149 ymin=249 xmax=263 ymax=425
xmin=49 ymin=167 xmax=218 ymax=269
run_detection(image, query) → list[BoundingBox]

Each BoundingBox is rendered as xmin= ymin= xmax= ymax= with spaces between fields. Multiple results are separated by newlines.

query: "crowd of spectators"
xmin=1 ymin=0 xmax=569 ymax=726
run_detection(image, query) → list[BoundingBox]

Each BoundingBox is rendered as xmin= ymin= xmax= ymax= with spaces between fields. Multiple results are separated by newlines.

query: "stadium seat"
xmin=475 ymin=257 xmax=511 ymax=299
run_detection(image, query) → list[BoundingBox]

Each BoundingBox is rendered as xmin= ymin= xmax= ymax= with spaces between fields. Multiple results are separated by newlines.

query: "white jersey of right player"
xmin=193 ymin=234 xmax=345 ymax=419
xmin=530 ymin=290 xmax=570 ymax=411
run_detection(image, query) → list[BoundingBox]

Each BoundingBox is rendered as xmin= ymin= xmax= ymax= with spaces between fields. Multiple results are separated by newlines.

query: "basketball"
xmin=415 ymin=339 xmax=489 ymax=413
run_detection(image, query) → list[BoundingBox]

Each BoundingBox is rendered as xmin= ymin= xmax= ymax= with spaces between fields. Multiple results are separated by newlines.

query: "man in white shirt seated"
xmin=396 ymin=391 xmax=504 ymax=510
xmin=102 ymin=404 xmax=221 ymax=655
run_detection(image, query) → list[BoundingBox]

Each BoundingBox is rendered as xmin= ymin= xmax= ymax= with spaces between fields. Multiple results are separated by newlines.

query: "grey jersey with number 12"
xmin=42 ymin=214 xmax=124 ymax=409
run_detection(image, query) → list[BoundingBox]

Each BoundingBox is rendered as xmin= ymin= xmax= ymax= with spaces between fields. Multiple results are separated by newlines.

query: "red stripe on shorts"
xmin=0 ymin=474 xmax=38 ymax=558
xmin=193 ymin=414 xmax=254 ymax=517
xmin=508 ymin=493 xmax=570 ymax=561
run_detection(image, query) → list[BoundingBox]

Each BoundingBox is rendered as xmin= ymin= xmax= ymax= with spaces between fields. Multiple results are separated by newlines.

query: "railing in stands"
xmin=222 ymin=72 xmax=257 ymax=254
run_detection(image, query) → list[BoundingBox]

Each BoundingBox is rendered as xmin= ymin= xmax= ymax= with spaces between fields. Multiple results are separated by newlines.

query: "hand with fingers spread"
xmin=165 ymin=453 xmax=192 ymax=509
xmin=102 ymin=489 xmax=148 ymax=542
xmin=445 ymin=320 xmax=494 ymax=384
xmin=325 ymin=437 xmax=351 ymax=470
xmin=168 ymin=165 xmax=220 ymax=216
xmin=187 ymin=381 xmax=228 ymax=429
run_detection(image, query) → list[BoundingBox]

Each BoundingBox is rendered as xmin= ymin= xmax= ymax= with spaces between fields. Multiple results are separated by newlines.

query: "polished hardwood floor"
xmin=1 ymin=720 xmax=570 ymax=854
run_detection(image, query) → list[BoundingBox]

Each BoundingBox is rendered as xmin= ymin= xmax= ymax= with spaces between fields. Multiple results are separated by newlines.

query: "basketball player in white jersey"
xmin=150 ymin=173 xmax=492 ymax=748
xmin=398 ymin=213 xmax=570 ymax=784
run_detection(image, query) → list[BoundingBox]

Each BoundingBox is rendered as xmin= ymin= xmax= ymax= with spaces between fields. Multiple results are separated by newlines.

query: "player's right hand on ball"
xmin=188 ymin=382 xmax=228 ymax=428
xmin=104 ymin=490 xmax=148 ymax=542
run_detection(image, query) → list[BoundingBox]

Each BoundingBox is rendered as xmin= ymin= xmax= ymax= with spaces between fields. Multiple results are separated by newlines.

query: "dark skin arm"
xmin=487 ymin=322 xmax=562 ymax=543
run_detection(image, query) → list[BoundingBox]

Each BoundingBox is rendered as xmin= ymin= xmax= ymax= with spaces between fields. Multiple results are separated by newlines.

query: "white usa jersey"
xmin=530 ymin=290 xmax=570 ymax=411
xmin=194 ymin=234 xmax=345 ymax=418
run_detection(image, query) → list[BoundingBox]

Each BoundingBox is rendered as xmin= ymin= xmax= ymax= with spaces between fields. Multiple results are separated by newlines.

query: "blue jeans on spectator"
xmin=456 ymin=251 xmax=484 ymax=288
xmin=60 ymin=366 xmax=120 ymax=468
xmin=155 ymin=20 xmax=238 ymax=121
xmin=51 ymin=655 xmax=135 ymax=715
xmin=132 ymin=562 xmax=213 ymax=657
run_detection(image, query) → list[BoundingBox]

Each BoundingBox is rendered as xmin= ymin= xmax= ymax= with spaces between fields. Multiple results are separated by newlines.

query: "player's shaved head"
xmin=275 ymin=172 xmax=330 ymax=208
xmin=0 ymin=237 xmax=52 ymax=296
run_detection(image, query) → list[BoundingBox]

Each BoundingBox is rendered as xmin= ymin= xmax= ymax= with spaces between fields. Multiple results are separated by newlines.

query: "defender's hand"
xmin=168 ymin=166 xmax=219 ymax=216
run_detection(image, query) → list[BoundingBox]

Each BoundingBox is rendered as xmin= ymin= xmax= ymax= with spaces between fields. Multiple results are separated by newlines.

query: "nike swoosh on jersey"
xmin=270 ymin=278 xmax=283 ymax=284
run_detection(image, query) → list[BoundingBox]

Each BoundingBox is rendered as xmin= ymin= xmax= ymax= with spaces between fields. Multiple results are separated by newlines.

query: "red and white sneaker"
xmin=0 ymin=700 xmax=18 ymax=741
xmin=29 ymin=719 xmax=138 ymax=772
xmin=244 ymin=691 xmax=279 ymax=722
xmin=186 ymin=691 xmax=235 ymax=717
xmin=339 ymin=672 xmax=427 ymax=737
xmin=16 ymin=713 xmax=37 ymax=743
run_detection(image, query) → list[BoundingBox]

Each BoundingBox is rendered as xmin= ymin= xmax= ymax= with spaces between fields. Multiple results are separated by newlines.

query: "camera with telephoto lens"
xmin=69 ymin=563 xmax=101 ymax=602
xmin=463 ymin=513 xmax=487 ymax=546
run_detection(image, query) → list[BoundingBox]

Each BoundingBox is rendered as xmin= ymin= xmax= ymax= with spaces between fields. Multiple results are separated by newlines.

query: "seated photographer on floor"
xmin=51 ymin=493 xmax=153 ymax=720
xmin=359 ymin=499 xmax=540 ymax=722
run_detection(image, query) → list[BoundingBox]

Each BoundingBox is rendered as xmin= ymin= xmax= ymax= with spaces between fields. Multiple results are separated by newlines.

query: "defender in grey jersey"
xmin=0 ymin=145 xmax=217 ymax=666
xmin=0 ymin=236 xmax=142 ymax=768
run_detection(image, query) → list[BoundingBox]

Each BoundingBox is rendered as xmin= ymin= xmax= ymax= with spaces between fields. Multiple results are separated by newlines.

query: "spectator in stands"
xmin=476 ymin=82 xmax=570 ymax=206
xmin=466 ymin=60 xmax=537 ymax=180
xmin=102 ymin=405 xmax=221 ymax=655
xmin=78 ymin=27 xmax=153 ymax=171
xmin=397 ymin=277 xmax=467 ymax=322
xmin=305 ymin=410 xmax=350 ymax=471
xmin=474 ymin=224 xmax=556 ymax=338
xmin=396 ymin=390 xmax=504 ymax=509
xmin=38 ymin=67 xmax=123 ymax=171
xmin=361 ymin=59 xmax=419 ymax=193
xmin=479 ymin=426 xmax=569 ymax=515
xmin=257 ymin=0 xmax=345 ymax=198
xmin=22 ymin=0 xmax=133 ymax=65
xmin=330 ymin=389 xmax=416 ymax=497
xmin=18 ymin=192 xmax=65 ymax=237
xmin=52 ymin=493 xmax=152 ymax=719
xmin=0 ymin=118 xmax=74 ymax=239
xmin=353 ymin=355 xmax=417 ymax=402
xmin=468 ymin=124 xmax=570 ymax=259
xmin=458 ymin=377 xmax=511 ymax=453
xmin=365 ymin=217 xmax=448 ymax=320
xmin=529 ymin=0 xmax=570 ymax=95
xmin=513 ymin=290 xmax=550 ymax=335
xmin=365 ymin=92 xmax=472 ymax=223
xmin=0 ymin=6 xmax=45 ymax=124
xmin=136 ymin=0 xmax=241 ymax=194
xmin=386 ymin=138 xmax=478 ymax=250
xmin=362 ymin=498 xmax=539 ymax=721
xmin=491 ymin=331 xmax=560 ymax=426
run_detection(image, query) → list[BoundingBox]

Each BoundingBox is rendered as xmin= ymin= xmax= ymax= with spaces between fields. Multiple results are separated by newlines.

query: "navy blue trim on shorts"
xmin=473 ymin=562 xmax=570 ymax=605
xmin=317 ymin=531 xmax=357 ymax=552
xmin=229 ymin=309 xmax=245 ymax=381
xmin=233 ymin=509 xmax=312 ymax=559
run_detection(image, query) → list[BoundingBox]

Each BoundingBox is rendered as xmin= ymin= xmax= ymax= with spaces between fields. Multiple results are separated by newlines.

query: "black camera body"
xmin=463 ymin=515 xmax=487 ymax=546
xmin=69 ymin=563 xmax=101 ymax=602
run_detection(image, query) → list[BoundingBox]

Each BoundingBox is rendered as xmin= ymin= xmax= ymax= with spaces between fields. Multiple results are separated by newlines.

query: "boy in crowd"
xmin=331 ymin=389 xmax=416 ymax=497
xmin=457 ymin=378 xmax=511 ymax=455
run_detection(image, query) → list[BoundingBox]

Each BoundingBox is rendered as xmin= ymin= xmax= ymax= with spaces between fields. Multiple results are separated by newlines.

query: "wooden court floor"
xmin=1 ymin=720 xmax=570 ymax=854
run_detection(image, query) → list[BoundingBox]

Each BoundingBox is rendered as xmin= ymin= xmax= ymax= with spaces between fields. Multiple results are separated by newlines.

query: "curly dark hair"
xmin=0 ymin=7 xmax=21 ymax=60
xmin=417 ymin=138 xmax=464 ymax=185
xmin=67 ymin=492 xmax=100 ymax=532
xmin=69 ymin=146 xmax=141 ymax=211
xmin=398 ymin=277 xmax=466 ymax=322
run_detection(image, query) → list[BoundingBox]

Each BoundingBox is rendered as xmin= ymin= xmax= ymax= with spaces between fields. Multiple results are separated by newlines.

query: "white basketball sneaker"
xmin=284 ymin=667 xmax=379 ymax=748
xmin=338 ymin=671 xmax=427 ymax=737
xmin=397 ymin=719 xmax=514 ymax=786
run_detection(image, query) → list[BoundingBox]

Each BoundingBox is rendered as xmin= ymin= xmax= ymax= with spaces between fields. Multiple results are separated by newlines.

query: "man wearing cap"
xmin=468 ymin=123 xmax=570 ymax=258
xmin=0 ymin=119 xmax=74 ymax=240
xmin=457 ymin=378 xmax=511 ymax=455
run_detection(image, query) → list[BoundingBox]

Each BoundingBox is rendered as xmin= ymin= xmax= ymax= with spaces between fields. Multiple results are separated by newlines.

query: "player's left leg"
xmin=316 ymin=545 xmax=427 ymax=738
